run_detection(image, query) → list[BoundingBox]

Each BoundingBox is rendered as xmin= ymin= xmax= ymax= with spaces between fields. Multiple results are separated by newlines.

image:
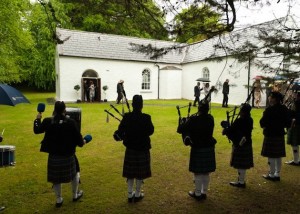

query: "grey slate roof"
xmin=183 ymin=17 xmax=291 ymax=63
xmin=57 ymin=16 xmax=293 ymax=64
xmin=56 ymin=28 xmax=186 ymax=64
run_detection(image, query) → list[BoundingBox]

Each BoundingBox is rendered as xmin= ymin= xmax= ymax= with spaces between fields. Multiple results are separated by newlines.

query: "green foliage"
xmin=24 ymin=0 xmax=72 ymax=91
xmin=0 ymin=0 xmax=33 ymax=83
xmin=173 ymin=5 xmax=223 ymax=43
xmin=102 ymin=85 xmax=108 ymax=91
xmin=74 ymin=84 xmax=80 ymax=91
xmin=60 ymin=0 xmax=169 ymax=40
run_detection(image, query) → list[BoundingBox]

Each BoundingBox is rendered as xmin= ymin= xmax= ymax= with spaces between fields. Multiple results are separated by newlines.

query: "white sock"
xmin=135 ymin=179 xmax=143 ymax=197
xmin=201 ymin=174 xmax=210 ymax=195
xmin=194 ymin=174 xmax=202 ymax=196
xmin=127 ymin=179 xmax=134 ymax=198
xmin=268 ymin=158 xmax=276 ymax=176
xmin=292 ymin=146 xmax=299 ymax=163
xmin=238 ymin=169 xmax=246 ymax=184
xmin=53 ymin=184 xmax=62 ymax=203
xmin=274 ymin=158 xmax=282 ymax=177
xmin=71 ymin=173 xmax=80 ymax=199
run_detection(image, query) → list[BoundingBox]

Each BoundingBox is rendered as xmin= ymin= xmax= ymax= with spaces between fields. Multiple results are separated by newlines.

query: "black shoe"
xmin=134 ymin=193 xmax=144 ymax=202
xmin=128 ymin=197 xmax=134 ymax=203
xmin=128 ymin=192 xmax=135 ymax=203
xmin=73 ymin=190 xmax=83 ymax=202
xmin=229 ymin=182 xmax=246 ymax=188
xmin=188 ymin=191 xmax=207 ymax=201
xmin=262 ymin=174 xmax=280 ymax=181
xmin=55 ymin=199 xmax=63 ymax=208
xmin=285 ymin=160 xmax=300 ymax=166
xmin=274 ymin=176 xmax=280 ymax=181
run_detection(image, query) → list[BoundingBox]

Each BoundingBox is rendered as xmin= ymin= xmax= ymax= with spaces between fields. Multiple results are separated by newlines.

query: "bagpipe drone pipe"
xmin=282 ymin=78 xmax=297 ymax=111
xmin=220 ymin=87 xmax=255 ymax=144
xmin=177 ymin=86 xmax=216 ymax=146
xmin=104 ymin=93 xmax=131 ymax=142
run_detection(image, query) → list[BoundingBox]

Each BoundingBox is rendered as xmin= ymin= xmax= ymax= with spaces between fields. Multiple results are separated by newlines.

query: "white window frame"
xmin=141 ymin=69 xmax=151 ymax=90
xmin=202 ymin=67 xmax=210 ymax=79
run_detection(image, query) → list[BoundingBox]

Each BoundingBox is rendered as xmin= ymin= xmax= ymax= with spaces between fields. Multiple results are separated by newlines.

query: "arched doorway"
xmin=82 ymin=70 xmax=101 ymax=102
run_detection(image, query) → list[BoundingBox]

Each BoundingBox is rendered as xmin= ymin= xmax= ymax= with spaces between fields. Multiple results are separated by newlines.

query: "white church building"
xmin=55 ymin=17 xmax=297 ymax=106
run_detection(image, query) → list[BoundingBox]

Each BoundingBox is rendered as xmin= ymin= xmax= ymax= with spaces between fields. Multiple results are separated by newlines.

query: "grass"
xmin=0 ymin=91 xmax=299 ymax=214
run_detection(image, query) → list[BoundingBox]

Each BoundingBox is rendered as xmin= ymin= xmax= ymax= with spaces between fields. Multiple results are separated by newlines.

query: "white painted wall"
xmin=182 ymin=57 xmax=268 ymax=106
xmin=159 ymin=68 xmax=182 ymax=99
xmin=57 ymin=55 xmax=272 ymax=106
xmin=57 ymin=56 xmax=171 ymax=102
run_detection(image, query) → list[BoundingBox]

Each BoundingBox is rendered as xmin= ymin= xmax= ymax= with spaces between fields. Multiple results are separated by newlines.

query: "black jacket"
xmin=194 ymin=85 xmax=202 ymax=97
xmin=117 ymin=110 xmax=154 ymax=151
xmin=222 ymin=82 xmax=229 ymax=94
xmin=181 ymin=114 xmax=216 ymax=148
xmin=260 ymin=104 xmax=291 ymax=137
xmin=224 ymin=117 xmax=253 ymax=147
xmin=34 ymin=117 xmax=84 ymax=155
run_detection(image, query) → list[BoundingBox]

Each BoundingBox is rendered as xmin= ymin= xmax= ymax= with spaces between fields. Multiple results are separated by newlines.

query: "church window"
xmin=142 ymin=69 xmax=151 ymax=90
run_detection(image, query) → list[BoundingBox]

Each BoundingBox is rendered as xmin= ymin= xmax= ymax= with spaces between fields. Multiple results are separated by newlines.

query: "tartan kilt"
xmin=123 ymin=149 xmax=151 ymax=179
xmin=261 ymin=136 xmax=286 ymax=158
xmin=287 ymin=125 xmax=300 ymax=146
xmin=47 ymin=154 xmax=76 ymax=184
xmin=231 ymin=145 xmax=254 ymax=169
xmin=189 ymin=147 xmax=216 ymax=173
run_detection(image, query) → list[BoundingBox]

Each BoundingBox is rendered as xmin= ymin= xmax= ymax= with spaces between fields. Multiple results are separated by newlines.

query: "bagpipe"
xmin=221 ymin=87 xmax=255 ymax=129
xmin=104 ymin=89 xmax=131 ymax=123
xmin=282 ymin=78 xmax=297 ymax=110
xmin=177 ymin=86 xmax=216 ymax=146
xmin=104 ymin=104 xmax=125 ymax=141
xmin=220 ymin=87 xmax=255 ymax=144
xmin=104 ymin=91 xmax=131 ymax=141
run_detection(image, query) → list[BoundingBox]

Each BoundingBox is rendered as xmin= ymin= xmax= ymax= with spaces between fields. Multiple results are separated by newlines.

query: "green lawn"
xmin=0 ymin=91 xmax=299 ymax=214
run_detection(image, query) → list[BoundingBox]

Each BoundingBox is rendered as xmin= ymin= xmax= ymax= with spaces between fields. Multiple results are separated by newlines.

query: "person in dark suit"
xmin=180 ymin=100 xmax=217 ymax=201
xmin=116 ymin=80 xmax=125 ymax=104
xmin=193 ymin=82 xmax=203 ymax=106
xmin=222 ymin=79 xmax=230 ymax=107
xmin=114 ymin=95 xmax=154 ymax=203
xmin=34 ymin=101 xmax=91 ymax=207
xmin=84 ymin=80 xmax=89 ymax=102
xmin=222 ymin=104 xmax=254 ymax=188
xmin=260 ymin=92 xmax=291 ymax=181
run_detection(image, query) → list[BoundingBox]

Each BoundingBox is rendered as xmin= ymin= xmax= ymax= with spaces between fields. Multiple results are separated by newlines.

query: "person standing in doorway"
xmin=89 ymin=81 xmax=95 ymax=102
xmin=84 ymin=80 xmax=89 ymax=102
xmin=222 ymin=79 xmax=230 ymax=107
xmin=117 ymin=80 xmax=125 ymax=104
xmin=193 ymin=82 xmax=203 ymax=107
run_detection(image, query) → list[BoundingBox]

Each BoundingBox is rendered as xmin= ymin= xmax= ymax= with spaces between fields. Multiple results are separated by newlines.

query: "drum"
xmin=0 ymin=145 xmax=15 ymax=166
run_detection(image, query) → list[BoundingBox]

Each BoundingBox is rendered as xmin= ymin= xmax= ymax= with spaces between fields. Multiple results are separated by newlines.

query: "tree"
xmin=59 ymin=0 xmax=169 ymax=40
xmin=0 ymin=0 xmax=33 ymax=84
xmin=173 ymin=4 xmax=223 ymax=43
xmin=24 ymin=0 xmax=169 ymax=90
